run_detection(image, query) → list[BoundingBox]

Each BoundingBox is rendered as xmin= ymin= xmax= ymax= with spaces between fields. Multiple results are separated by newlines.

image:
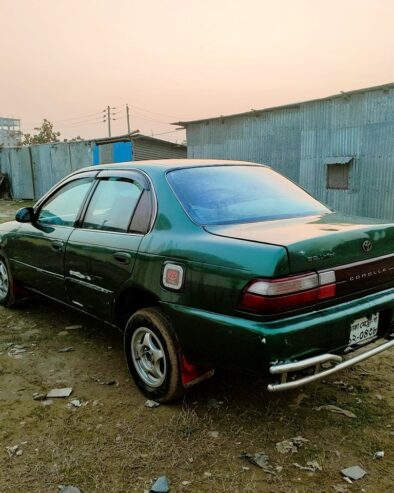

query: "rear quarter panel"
xmin=132 ymin=169 xmax=289 ymax=314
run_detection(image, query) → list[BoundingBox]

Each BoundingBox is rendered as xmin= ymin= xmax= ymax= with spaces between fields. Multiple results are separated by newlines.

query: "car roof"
xmin=79 ymin=159 xmax=268 ymax=174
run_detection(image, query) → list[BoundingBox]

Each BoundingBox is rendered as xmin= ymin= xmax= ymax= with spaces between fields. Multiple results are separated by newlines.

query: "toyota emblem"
xmin=362 ymin=240 xmax=372 ymax=253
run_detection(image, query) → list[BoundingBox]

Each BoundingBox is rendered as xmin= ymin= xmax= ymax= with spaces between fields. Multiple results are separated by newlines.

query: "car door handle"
xmin=51 ymin=241 xmax=64 ymax=252
xmin=113 ymin=252 xmax=132 ymax=265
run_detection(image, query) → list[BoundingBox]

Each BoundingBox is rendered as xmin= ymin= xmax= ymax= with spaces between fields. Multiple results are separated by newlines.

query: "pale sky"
xmin=1 ymin=0 xmax=393 ymax=143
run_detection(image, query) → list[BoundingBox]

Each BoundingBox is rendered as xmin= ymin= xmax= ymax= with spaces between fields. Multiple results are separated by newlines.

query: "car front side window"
xmin=82 ymin=178 xmax=143 ymax=233
xmin=38 ymin=178 xmax=93 ymax=227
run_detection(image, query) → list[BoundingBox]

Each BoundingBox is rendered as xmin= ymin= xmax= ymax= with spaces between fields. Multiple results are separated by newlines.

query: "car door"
xmin=64 ymin=169 xmax=153 ymax=321
xmin=11 ymin=173 xmax=96 ymax=301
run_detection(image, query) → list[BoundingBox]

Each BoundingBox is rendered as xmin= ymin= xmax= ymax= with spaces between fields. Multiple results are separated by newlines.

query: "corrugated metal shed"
xmin=132 ymin=135 xmax=187 ymax=161
xmin=177 ymin=83 xmax=394 ymax=221
xmin=92 ymin=133 xmax=186 ymax=164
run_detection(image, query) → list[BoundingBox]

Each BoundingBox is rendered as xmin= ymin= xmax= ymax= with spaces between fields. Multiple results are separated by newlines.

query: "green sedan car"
xmin=1 ymin=160 xmax=394 ymax=402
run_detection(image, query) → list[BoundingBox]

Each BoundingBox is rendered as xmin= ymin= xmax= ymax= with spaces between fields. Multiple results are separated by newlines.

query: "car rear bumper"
xmin=268 ymin=334 xmax=394 ymax=392
xmin=161 ymin=286 xmax=394 ymax=376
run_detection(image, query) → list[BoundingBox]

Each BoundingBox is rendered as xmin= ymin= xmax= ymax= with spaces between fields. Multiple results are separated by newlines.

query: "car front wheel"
xmin=0 ymin=257 xmax=16 ymax=307
xmin=124 ymin=307 xmax=184 ymax=403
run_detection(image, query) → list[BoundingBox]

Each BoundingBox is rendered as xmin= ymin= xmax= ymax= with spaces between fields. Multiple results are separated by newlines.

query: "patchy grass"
xmin=0 ymin=199 xmax=393 ymax=492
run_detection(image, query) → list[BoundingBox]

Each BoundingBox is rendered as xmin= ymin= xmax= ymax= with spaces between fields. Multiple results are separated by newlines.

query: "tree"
xmin=22 ymin=119 xmax=61 ymax=145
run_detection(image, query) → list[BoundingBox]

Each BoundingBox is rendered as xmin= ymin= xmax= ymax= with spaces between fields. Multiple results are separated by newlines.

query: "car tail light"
xmin=239 ymin=271 xmax=336 ymax=314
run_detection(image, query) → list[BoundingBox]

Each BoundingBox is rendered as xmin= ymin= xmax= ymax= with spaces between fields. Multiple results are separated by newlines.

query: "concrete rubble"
xmin=341 ymin=465 xmax=367 ymax=481
xmin=47 ymin=387 xmax=73 ymax=398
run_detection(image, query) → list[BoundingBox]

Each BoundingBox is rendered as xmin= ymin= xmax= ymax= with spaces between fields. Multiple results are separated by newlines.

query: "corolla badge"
xmin=362 ymin=240 xmax=372 ymax=253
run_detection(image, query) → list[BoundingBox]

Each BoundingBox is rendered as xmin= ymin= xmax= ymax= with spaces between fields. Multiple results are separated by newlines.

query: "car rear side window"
xmin=82 ymin=178 xmax=142 ymax=233
xmin=38 ymin=178 xmax=93 ymax=227
xmin=167 ymin=165 xmax=330 ymax=225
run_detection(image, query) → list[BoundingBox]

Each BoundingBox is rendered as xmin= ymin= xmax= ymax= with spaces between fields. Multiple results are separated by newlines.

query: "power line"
xmin=105 ymin=104 xmax=170 ymax=124
xmin=111 ymin=102 xmax=191 ymax=121
xmin=20 ymin=103 xmax=189 ymax=137
xmin=59 ymin=119 xmax=104 ymax=129
xmin=123 ymin=103 xmax=180 ymax=120
xmin=131 ymin=111 xmax=171 ymax=125
xmin=152 ymin=128 xmax=185 ymax=137
xmin=22 ymin=111 xmax=103 ymax=130
xmin=53 ymin=110 xmax=104 ymax=124
xmin=56 ymin=116 xmax=105 ymax=127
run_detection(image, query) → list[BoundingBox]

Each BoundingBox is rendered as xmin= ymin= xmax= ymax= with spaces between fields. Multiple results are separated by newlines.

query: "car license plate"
xmin=349 ymin=313 xmax=379 ymax=345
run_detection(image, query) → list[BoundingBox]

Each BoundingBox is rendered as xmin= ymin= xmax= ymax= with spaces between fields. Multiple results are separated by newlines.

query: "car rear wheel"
xmin=124 ymin=307 xmax=184 ymax=403
xmin=0 ymin=257 xmax=16 ymax=307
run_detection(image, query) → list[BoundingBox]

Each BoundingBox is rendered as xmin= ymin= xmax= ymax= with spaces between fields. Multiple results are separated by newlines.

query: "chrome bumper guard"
xmin=268 ymin=335 xmax=394 ymax=392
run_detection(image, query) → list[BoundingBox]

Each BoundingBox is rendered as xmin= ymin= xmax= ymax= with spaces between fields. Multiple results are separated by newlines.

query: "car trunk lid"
xmin=205 ymin=212 xmax=394 ymax=276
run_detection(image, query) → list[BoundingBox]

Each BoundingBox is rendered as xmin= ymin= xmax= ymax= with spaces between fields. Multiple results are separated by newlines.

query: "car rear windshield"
xmin=167 ymin=165 xmax=331 ymax=225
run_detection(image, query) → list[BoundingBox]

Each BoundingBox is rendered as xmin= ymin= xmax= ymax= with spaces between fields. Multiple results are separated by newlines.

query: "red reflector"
xmin=166 ymin=269 xmax=180 ymax=284
xmin=318 ymin=283 xmax=336 ymax=300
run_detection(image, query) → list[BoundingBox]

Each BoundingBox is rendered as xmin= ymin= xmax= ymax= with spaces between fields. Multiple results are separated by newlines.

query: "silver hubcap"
xmin=0 ymin=260 xmax=9 ymax=302
xmin=131 ymin=327 xmax=167 ymax=388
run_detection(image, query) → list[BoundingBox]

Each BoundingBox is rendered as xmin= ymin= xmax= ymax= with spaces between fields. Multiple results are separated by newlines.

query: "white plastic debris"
xmin=145 ymin=400 xmax=160 ymax=408
xmin=59 ymin=487 xmax=82 ymax=493
xmin=67 ymin=399 xmax=83 ymax=408
xmin=6 ymin=444 xmax=25 ymax=458
xmin=373 ymin=451 xmax=384 ymax=460
xmin=314 ymin=405 xmax=356 ymax=419
xmin=276 ymin=436 xmax=309 ymax=454
xmin=293 ymin=460 xmax=322 ymax=472
xmin=8 ymin=346 xmax=27 ymax=357
xmin=341 ymin=465 xmax=367 ymax=481
xmin=46 ymin=387 xmax=73 ymax=398
xmin=207 ymin=431 xmax=219 ymax=438
xmin=32 ymin=392 xmax=46 ymax=401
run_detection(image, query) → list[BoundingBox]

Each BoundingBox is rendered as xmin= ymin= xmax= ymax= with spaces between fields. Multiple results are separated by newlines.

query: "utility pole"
xmin=103 ymin=106 xmax=112 ymax=137
xmin=126 ymin=104 xmax=131 ymax=134
xmin=107 ymin=105 xmax=111 ymax=137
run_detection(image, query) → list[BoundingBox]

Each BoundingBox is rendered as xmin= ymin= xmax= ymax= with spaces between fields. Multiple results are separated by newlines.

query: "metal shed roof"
xmin=175 ymin=82 xmax=394 ymax=127
xmin=93 ymin=132 xmax=186 ymax=149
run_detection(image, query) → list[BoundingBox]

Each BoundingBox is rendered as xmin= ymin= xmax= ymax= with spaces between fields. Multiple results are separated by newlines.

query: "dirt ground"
xmin=0 ymin=199 xmax=393 ymax=493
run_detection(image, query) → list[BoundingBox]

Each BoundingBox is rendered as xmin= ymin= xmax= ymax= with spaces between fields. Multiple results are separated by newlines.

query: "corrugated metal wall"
xmin=187 ymin=86 xmax=394 ymax=220
xmin=187 ymin=107 xmax=301 ymax=182
xmin=133 ymin=138 xmax=187 ymax=161
xmin=0 ymin=141 xmax=93 ymax=199
xmin=0 ymin=137 xmax=187 ymax=200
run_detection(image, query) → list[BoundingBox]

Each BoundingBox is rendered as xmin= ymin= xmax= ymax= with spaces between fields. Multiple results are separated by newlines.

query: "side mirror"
xmin=15 ymin=207 xmax=35 ymax=223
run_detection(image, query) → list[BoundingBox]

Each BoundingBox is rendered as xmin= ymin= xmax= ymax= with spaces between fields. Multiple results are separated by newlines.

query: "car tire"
xmin=0 ymin=256 xmax=16 ymax=307
xmin=124 ymin=307 xmax=184 ymax=403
